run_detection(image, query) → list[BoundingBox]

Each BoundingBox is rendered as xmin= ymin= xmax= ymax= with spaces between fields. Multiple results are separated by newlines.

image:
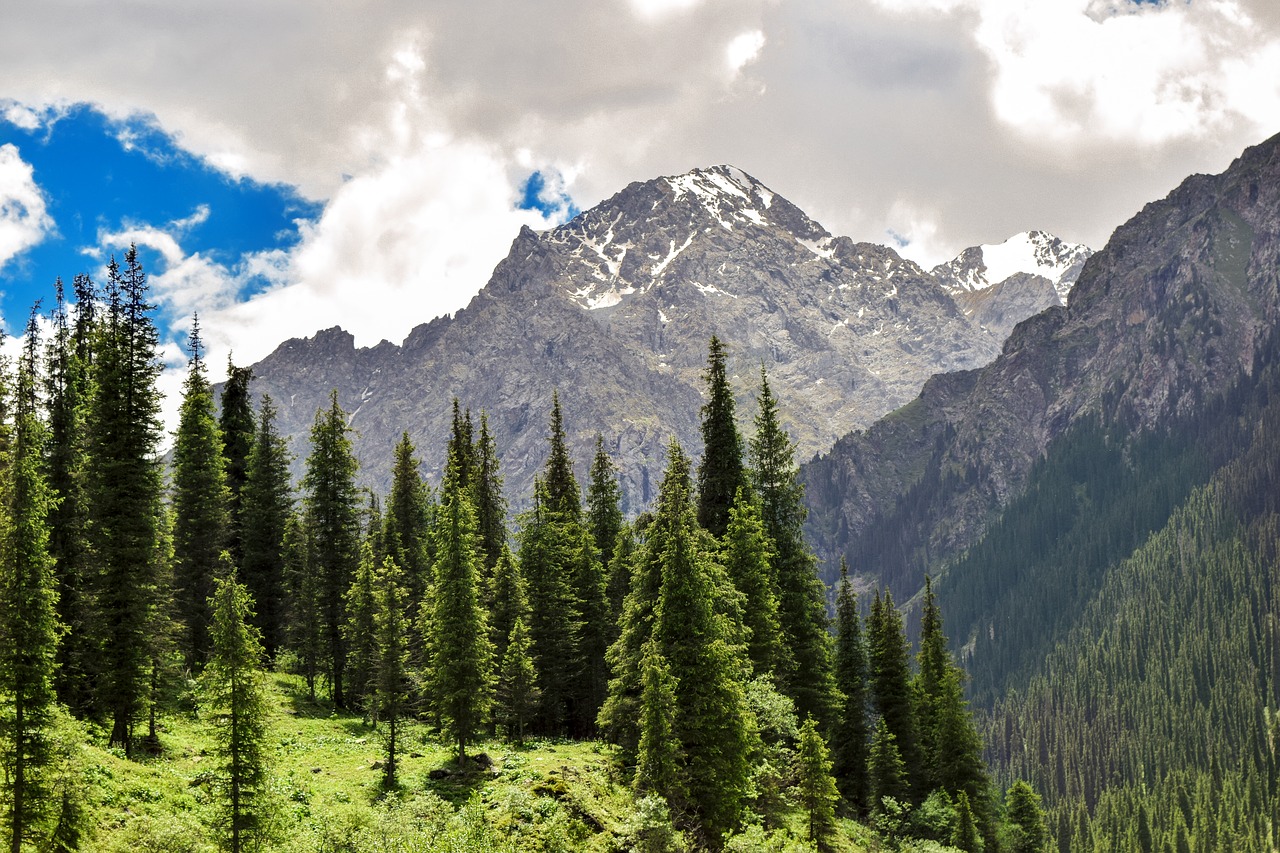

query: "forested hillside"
xmin=0 ymin=252 xmax=1038 ymax=851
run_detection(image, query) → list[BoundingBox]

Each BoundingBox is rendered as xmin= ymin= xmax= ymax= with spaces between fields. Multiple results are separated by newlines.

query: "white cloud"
xmin=630 ymin=0 xmax=705 ymax=21
xmin=0 ymin=143 xmax=53 ymax=272
xmin=726 ymin=29 xmax=767 ymax=75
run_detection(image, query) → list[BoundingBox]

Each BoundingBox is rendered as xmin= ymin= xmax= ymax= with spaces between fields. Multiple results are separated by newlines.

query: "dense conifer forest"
xmin=0 ymin=256 xmax=1052 ymax=850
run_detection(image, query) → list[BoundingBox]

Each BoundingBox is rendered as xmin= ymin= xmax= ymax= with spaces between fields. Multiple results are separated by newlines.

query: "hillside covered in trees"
xmin=0 ymin=260 xmax=1046 ymax=851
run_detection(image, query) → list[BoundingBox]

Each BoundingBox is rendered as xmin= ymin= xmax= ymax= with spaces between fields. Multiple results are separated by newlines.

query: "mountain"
xmin=933 ymin=231 xmax=1093 ymax=341
xmin=244 ymin=165 xmax=1020 ymax=505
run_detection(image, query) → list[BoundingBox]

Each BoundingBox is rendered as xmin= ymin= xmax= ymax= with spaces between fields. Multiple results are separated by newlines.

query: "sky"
xmin=2 ymin=0 xmax=1280 ymax=425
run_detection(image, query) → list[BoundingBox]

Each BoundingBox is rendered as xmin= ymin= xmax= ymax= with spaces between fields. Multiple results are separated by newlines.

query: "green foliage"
xmin=171 ymin=323 xmax=231 ymax=669
xmin=86 ymin=247 xmax=165 ymax=755
xmin=218 ymin=360 xmax=255 ymax=566
xmin=867 ymin=591 xmax=920 ymax=799
xmin=831 ymin=557 xmax=869 ymax=813
xmin=795 ymin=717 xmax=838 ymax=848
xmin=1002 ymin=781 xmax=1047 ymax=853
xmin=382 ymin=432 xmax=431 ymax=616
xmin=749 ymin=367 xmax=837 ymax=725
xmin=301 ymin=391 xmax=361 ymax=708
xmin=472 ymin=412 xmax=508 ymax=574
xmin=239 ymin=394 xmax=293 ymax=660
xmin=201 ymin=564 xmax=271 ymax=853
xmin=697 ymin=336 xmax=745 ymax=538
xmin=0 ymin=319 xmax=62 ymax=851
xmin=343 ymin=542 xmax=380 ymax=720
xmin=541 ymin=391 xmax=581 ymax=519
xmin=371 ymin=556 xmax=410 ymax=789
xmin=721 ymin=487 xmax=786 ymax=677
xmin=950 ymin=791 xmax=982 ymax=853
xmin=586 ymin=434 xmax=624 ymax=615
xmin=869 ymin=717 xmax=908 ymax=812
xmin=495 ymin=613 xmax=539 ymax=745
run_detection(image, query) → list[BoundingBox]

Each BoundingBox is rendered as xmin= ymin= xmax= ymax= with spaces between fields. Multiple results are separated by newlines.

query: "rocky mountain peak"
xmin=933 ymin=230 xmax=1093 ymax=303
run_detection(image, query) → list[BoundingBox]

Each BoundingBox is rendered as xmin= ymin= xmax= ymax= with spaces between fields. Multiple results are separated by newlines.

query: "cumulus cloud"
xmin=0 ymin=143 xmax=54 ymax=272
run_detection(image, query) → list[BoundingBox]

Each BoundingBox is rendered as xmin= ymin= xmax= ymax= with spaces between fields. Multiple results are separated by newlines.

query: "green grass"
xmin=44 ymin=673 xmax=921 ymax=851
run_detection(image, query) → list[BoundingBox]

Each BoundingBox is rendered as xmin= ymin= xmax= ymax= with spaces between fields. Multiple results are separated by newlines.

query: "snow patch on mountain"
xmin=933 ymin=231 xmax=1093 ymax=303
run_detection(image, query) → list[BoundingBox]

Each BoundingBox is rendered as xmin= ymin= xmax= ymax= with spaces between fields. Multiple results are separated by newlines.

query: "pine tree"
xmin=796 ymin=717 xmax=839 ymax=849
xmin=171 ymin=319 xmax=231 ymax=668
xmin=87 ymin=247 xmax=165 ymax=755
xmin=868 ymin=716 xmax=908 ymax=812
xmin=472 ymin=412 xmax=507 ymax=574
xmin=542 ymin=391 xmax=581 ymax=518
xmin=1 ymin=314 xmax=61 ymax=852
xmin=586 ymin=433 xmax=623 ymax=584
xmin=282 ymin=515 xmax=323 ymax=701
xmin=649 ymin=440 xmax=756 ymax=841
xmin=1004 ymin=781 xmax=1048 ymax=853
xmin=240 ymin=394 xmax=293 ymax=660
xmin=915 ymin=576 xmax=947 ymax=791
xmin=201 ymin=563 xmax=270 ymax=853
xmin=720 ymin=486 xmax=785 ymax=677
xmin=867 ymin=589 xmax=920 ymax=797
xmin=301 ymin=390 xmax=361 ymax=708
xmin=570 ymin=523 xmax=610 ymax=738
xmin=344 ymin=541 xmax=380 ymax=721
xmin=488 ymin=546 xmax=525 ymax=665
xmin=634 ymin=640 xmax=684 ymax=807
xmin=428 ymin=441 xmax=492 ymax=765
xmin=496 ymin=614 xmax=539 ymax=745
xmin=219 ymin=360 xmax=255 ymax=565
xmin=45 ymin=278 xmax=97 ymax=716
xmin=383 ymin=432 xmax=430 ymax=613
xmin=952 ymin=791 xmax=983 ymax=853
xmin=748 ymin=367 xmax=837 ymax=724
xmin=372 ymin=556 xmax=410 ymax=789
xmin=697 ymin=336 xmax=745 ymax=538
xmin=832 ymin=557 xmax=870 ymax=812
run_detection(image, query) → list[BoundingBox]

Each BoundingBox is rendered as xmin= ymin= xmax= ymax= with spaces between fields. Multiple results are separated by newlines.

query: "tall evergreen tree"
xmin=171 ymin=319 xmax=231 ymax=668
xmin=748 ymin=366 xmax=837 ymax=725
xmin=796 ymin=717 xmax=839 ymax=850
xmin=634 ymin=640 xmax=684 ymax=808
xmin=472 ymin=412 xmax=507 ymax=573
xmin=915 ymin=576 xmax=947 ymax=792
xmin=488 ymin=546 xmax=524 ymax=666
xmin=867 ymin=589 xmax=921 ymax=799
xmin=832 ymin=557 xmax=870 ymax=812
xmin=428 ymin=439 xmax=492 ymax=765
xmin=952 ymin=791 xmax=983 ymax=853
xmin=586 ymin=433 xmax=623 ymax=581
xmin=240 ymin=394 xmax=293 ymax=660
xmin=372 ymin=555 xmax=410 ymax=789
xmin=447 ymin=399 xmax=476 ymax=491
xmin=87 ymin=247 xmax=165 ymax=755
xmin=344 ymin=541 xmax=380 ymax=720
xmin=696 ymin=336 xmax=744 ymax=538
xmin=1003 ymin=781 xmax=1048 ymax=853
xmin=720 ymin=486 xmax=785 ymax=677
xmin=495 ymin=614 xmax=539 ymax=746
xmin=868 ymin=716 xmax=908 ymax=812
xmin=201 ymin=563 xmax=270 ymax=853
xmin=0 ymin=314 xmax=61 ymax=852
xmin=218 ymin=361 xmax=255 ymax=565
xmin=382 ymin=432 xmax=430 ymax=613
xmin=542 ymin=391 xmax=580 ymax=518
xmin=282 ymin=514 xmax=322 ymax=701
xmin=44 ymin=277 xmax=96 ymax=715
xmin=570 ymin=524 xmax=610 ymax=738
xmin=301 ymin=391 xmax=361 ymax=708
xmin=648 ymin=441 xmax=756 ymax=841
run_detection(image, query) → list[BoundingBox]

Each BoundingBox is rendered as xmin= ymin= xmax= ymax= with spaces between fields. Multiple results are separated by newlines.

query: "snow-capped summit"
xmin=933 ymin=231 xmax=1093 ymax=303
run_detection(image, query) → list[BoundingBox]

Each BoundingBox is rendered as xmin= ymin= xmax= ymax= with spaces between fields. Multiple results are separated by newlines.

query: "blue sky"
xmin=0 ymin=106 xmax=317 ymax=337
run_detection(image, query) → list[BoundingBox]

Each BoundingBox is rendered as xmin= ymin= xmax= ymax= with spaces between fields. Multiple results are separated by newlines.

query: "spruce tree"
xmin=428 ymin=440 xmax=492 ymax=765
xmin=1004 ymin=781 xmax=1048 ymax=853
xmin=586 ymin=433 xmax=623 ymax=583
xmin=219 ymin=361 xmax=255 ymax=565
xmin=44 ymin=278 xmax=96 ymax=715
xmin=696 ymin=336 xmax=744 ymax=538
xmin=868 ymin=716 xmax=908 ymax=812
xmin=472 ymin=412 xmax=507 ymax=574
xmin=748 ymin=367 xmax=837 ymax=724
xmin=171 ymin=320 xmax=231 ymax=668
xmin=496 ymin=614 xmax=539 ymax=745
xmin=570 ymin=523 xmax=610 ymax=738
xmin=796 ymin=717 xmax=839 ymax=849
xmin=542 ymin=391 xmax=580 ymax=517
xmin=382 ymin=432 xmax=430 ymax=613
xmin=867 ymin=589 xmax=920 ymax=797
xmin=201 ymin=563 xmax=270 ymax=853
xmin=915 ymin=576 xmax=947 ymax=792
xmin=634 ymin=639 xmax=684 ymax=808
xmin=87 ymin=247 xmax=165 ymax=755
xmin=282 ymin=514 xmax=323 ymax=701
xmin=488 ymin=546 xmax=524 ymax=665
xmin=372 ymin=556 xmax=410 ymax=789
xmin=240 ymin=394 xmax=293 ymax=660
xmin=344 ymin=541 xmax=380 ymax=721
xmin=720 ymin=486 xmax=785 ymax=677
xmin=1 ymin=315 xmax=61 ymax=852
xmin=832 ymin=557 xmax=870 ymax=812
xmin=301 ymin=390 xmax=361 ymax=708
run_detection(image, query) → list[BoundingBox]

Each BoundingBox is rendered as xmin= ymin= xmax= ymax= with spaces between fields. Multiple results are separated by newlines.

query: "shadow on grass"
xmin=420 ymin=755 xmax=498 ymax=807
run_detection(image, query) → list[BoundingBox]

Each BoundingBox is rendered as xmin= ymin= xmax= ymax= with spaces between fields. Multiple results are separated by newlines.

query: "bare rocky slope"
xmin=243 ymin=166 xmax=1069 ymax=509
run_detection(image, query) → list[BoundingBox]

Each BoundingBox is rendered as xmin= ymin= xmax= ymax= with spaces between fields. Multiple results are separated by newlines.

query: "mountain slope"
xmin=803 ymin=131 xmax=1280 ymax=594
xmin=244 ymin=166 xmax=1006 ymax=504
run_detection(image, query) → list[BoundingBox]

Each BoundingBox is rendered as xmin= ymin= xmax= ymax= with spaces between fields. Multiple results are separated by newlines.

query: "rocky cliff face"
xmin=803 ymin=132 xmax=1280 ymax=592
xmin=242 ymin=165 xmax=1053 ymax=508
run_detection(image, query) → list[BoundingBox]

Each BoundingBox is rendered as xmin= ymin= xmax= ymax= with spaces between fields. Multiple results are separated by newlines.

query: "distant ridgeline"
xmin=1 ymin=245 xmax=1040 ymax=853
